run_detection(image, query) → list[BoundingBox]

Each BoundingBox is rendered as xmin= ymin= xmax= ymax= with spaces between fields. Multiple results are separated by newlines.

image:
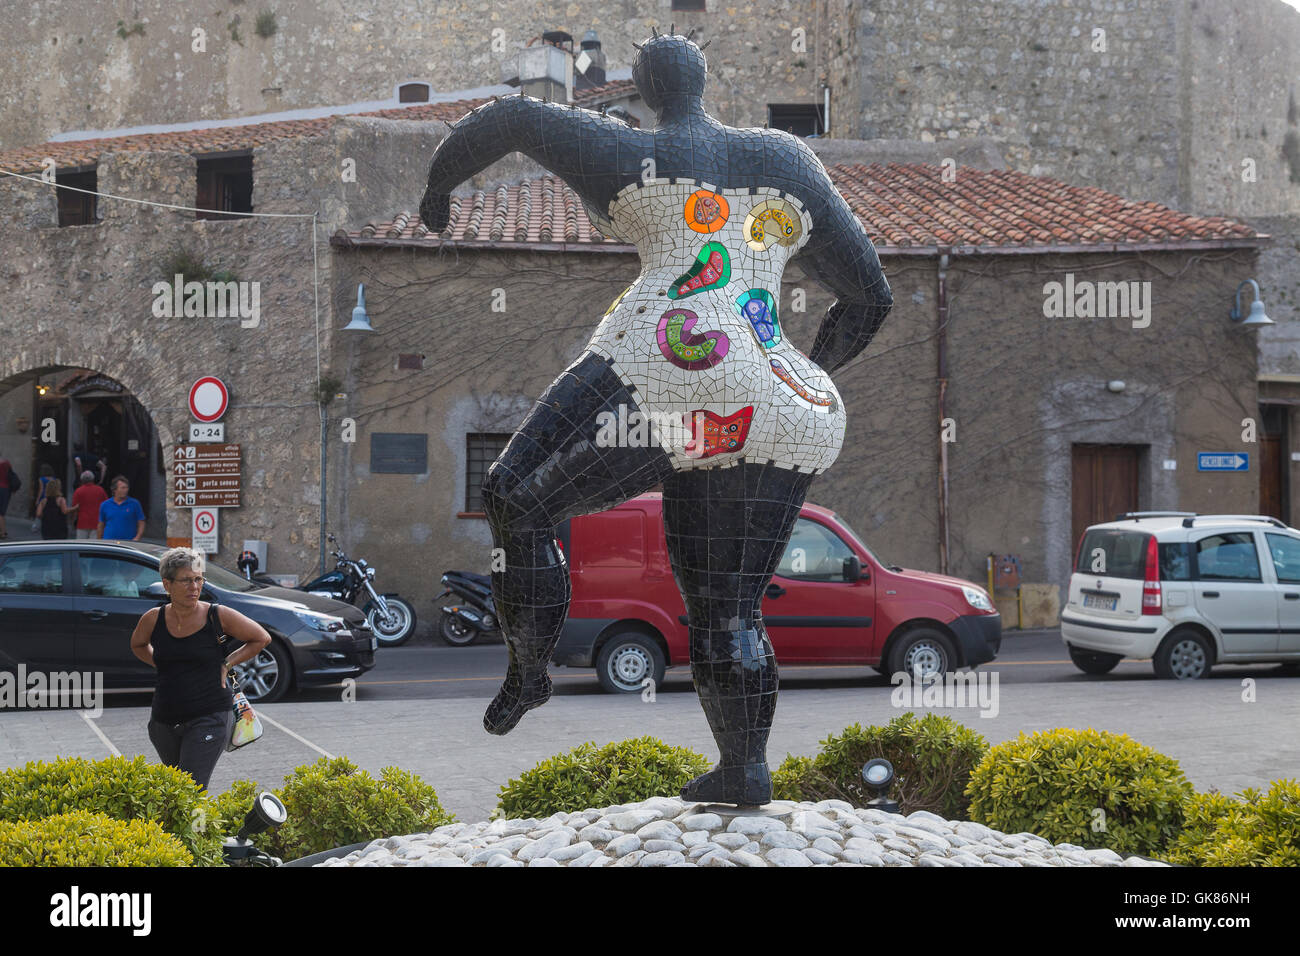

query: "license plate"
xmin=1083 ymin=593 xmax=1117 ymax=611
xmin=371 ymin=637 xmax=378 ymax=650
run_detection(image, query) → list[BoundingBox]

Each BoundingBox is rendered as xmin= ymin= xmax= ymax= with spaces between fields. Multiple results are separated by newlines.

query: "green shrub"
xmin=496 ymin=736 xmax=711 ymax=819
xmin=1163 ymin=780 xmax=1300 ymax=866
xmin=0 ymin=755 xmax=221 ymax=865
xmin=964 ymin=728 xmax=1193 ymax=855
xmin=771 ymin=713 xmax=988 ymax=818
xmin=210 ymin=778 xmax=263 ymax=838
xmin=0 ymin=810 xmax=192 ymax=866
xmin=238 ymin=757 xmax=452 ymax=860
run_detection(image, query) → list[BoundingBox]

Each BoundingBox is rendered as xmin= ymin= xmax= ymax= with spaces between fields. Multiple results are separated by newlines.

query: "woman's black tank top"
xmin=150 ymin=603 xmax=234 ymax=724
xmin=40 ymin=498 xmax=67 ymax=538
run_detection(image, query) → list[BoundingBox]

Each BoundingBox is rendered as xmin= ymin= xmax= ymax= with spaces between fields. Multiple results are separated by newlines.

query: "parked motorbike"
xmin=435 ymin=570 xmax=499 ymax=646
xmin=240 ymin=536 xmax=417 ymax=646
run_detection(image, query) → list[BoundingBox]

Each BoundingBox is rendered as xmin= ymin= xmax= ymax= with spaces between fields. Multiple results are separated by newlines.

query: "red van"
xmin=554 ymin=494 xmax=1001 ymax=692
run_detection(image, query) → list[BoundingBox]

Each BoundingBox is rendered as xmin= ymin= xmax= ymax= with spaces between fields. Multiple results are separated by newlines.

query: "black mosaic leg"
xmin=481 ymin=353 xmax=675 ymax=735
xmin=662 ymin=462 xmax=814 ymax=805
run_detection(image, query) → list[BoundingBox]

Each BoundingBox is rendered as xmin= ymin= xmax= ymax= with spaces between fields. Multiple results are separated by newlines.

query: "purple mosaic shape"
xmin=656 ymin=307 xmax=730 ymax=370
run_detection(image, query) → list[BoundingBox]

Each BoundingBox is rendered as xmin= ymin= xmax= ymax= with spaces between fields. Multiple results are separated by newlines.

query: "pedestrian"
xmin=36 ymin=478 xmax=73 ymax=540
xmin=31 ymin=462 xmax=54 ymax=533
xmin=73 ymin=443 xmax=107 ymax=487
xmin=71 ymin=470 xmax=107 ymax=539
xmin=97 ymin=475 xmax=146 ymax=541
xmin=0 ymin=453 xmax=11 ymax=539
xmin=129 ymin=547 xmax=271 ymax=791
xmin=0 ymin=451 xmax=13 ymax=539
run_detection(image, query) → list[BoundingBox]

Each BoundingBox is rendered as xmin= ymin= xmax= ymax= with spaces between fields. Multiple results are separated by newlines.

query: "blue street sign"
xmin=1197 ymin=452 xmax=1249 ymax=472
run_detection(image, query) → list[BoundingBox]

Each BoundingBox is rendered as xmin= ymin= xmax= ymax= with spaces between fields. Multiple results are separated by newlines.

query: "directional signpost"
xmin=172 ymin=443 xmax=242 ymax=508
xmin=1197 ymin=452 xmax=1249 ymax=472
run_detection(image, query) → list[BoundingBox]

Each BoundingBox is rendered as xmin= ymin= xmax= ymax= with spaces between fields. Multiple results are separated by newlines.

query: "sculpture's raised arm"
xmin=791 ymin=147 xmax=894 ymax=373
xmin=418 ymin=95 xmax=650 ymax=231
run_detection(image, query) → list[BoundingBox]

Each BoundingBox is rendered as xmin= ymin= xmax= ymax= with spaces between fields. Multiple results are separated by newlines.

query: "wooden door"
xmin=1071 ymin=444 xmax=1141 ymax=551
xmin=1260 ymin=435 xmax=1283 ymax=521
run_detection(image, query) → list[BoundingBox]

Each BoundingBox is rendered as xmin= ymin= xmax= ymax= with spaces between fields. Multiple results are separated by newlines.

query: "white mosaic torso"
xmin=584 ymin=178 xmax=845 ymax=474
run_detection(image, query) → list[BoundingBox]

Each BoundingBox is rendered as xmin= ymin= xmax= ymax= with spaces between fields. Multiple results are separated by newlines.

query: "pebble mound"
xmin=315 ymin=797 xmax=1170 ymax=867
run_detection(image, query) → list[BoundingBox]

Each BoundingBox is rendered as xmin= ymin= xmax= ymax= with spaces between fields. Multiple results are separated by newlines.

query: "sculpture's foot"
xmin=681 ymin=762 xmax=771 ymax=806
xmin=483 ymin=667 xmax=552 ymax=735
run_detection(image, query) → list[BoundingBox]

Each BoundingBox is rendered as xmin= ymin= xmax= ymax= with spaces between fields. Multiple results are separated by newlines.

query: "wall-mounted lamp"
xmin=1106 ymin=380 xmax=1126 ymax=393
xmin=1230 ymin=279 xmax=1274 ymax=328
xmin=35 ymin=384 xmax=49 ymax=397
xmin=342 ymin=283 xmax=375 ymax=332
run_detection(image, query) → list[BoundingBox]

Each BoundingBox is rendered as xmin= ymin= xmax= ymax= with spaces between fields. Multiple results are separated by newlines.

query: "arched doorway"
xmin=0 ymin=366 xmax=165 ymax=540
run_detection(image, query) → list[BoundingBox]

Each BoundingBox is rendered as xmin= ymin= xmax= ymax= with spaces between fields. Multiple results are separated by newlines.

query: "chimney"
xmin=502 ymin=30 xmax=574 ymax=103
xmin=575 ymin=29 xmax=607 ymax=90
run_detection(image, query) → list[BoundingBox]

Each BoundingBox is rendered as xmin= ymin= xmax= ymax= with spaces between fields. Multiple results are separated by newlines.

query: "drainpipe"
xmin=937 ymin=248 xmax=951 ymax=575
xmin=319 ymin=404 xmax=328 ymax=575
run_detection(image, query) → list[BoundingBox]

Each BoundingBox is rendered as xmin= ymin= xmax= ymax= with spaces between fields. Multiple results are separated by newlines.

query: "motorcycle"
xmin=239 ymin=536 xmax=418 ymax=646
xmin=435 ymin=569 xmax=499 ymax=646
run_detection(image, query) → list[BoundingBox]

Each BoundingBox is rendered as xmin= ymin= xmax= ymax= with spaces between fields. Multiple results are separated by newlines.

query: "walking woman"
xmin=129 ymin=548 xmax=271 ymax=791
xmin=35 ymin=478 xmax=73 ymax=540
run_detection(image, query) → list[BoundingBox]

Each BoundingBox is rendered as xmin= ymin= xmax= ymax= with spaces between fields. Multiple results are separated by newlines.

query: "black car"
xmin=0 ymin=541 xmax=375 ymax=702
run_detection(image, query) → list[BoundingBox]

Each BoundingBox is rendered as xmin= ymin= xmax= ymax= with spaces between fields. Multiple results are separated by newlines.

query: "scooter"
xmin=239 ymin=536 xmax=418 ymax=646
xmin=435 ymin=570 xmax=499 ymax=646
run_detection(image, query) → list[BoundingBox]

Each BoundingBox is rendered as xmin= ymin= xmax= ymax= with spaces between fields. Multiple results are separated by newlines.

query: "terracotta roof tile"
xmin=336 ymin=163 xmax=1258 ymax=251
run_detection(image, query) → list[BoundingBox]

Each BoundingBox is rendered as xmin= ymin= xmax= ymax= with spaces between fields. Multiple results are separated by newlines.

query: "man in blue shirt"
xmin=98 ymin=476 xmax=146 ymax=541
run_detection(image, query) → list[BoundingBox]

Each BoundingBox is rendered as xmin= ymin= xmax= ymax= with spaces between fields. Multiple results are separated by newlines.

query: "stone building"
xmin=0 ymin=104 xmax=1268 ymax=627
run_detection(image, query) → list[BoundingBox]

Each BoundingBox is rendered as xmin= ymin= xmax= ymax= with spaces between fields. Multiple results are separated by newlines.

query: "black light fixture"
xmin=222 ymin=791 xmax=288 ymax=864
xmin=861 ymin=758 xmax=900 ymax=814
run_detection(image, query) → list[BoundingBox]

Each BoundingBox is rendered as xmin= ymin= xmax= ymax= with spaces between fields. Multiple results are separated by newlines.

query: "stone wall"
xmin=330 ymin=240 xmax=1261 ymax=601
xmin=1 ymin=0 xmax=831 ymax=149
xmin=0 ymin=145 xmax=334 ymax=574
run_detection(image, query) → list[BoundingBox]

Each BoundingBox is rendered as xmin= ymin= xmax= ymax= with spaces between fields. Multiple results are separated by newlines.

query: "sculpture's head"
xmin=632 ymin=33 xmax=707 ymax=114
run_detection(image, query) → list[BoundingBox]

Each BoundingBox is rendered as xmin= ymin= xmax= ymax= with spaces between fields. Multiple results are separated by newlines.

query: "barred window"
xmin=466 ymin=433 xmax=511 ymax=512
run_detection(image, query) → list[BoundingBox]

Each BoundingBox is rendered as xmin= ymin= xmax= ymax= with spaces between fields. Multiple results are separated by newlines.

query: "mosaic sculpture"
xmin=420 ymin=31 xmax=892 ymax=805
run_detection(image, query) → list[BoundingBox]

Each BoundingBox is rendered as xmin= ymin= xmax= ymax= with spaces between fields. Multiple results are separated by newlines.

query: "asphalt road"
xmin=4 ymin=629 xmax=1298 ymax=822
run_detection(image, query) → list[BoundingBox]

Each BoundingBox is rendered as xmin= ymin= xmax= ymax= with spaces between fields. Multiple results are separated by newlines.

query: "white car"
xmin=1060 ymin=512 xmax=1300 ymax=679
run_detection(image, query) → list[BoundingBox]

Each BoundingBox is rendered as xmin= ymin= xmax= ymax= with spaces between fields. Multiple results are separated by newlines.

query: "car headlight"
xmin=962 ymin=586 xmax=994 ymax=612
xmin=293 ymin=609 xmax=346 ymax=632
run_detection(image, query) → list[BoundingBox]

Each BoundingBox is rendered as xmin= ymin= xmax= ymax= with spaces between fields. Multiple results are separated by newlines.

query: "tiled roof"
xmin=0 ymin=83 xmax=635 ymax=173
xmin=572 ymin=79 xmax=638 ymax=108
xmin=334 ymin=163 xmax=1261 ymax=253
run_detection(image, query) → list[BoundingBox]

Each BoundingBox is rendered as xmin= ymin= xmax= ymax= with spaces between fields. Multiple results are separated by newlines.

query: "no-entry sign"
xmin=188 ymin=376 xmax=229 ymax=423
xmin=192 ymin=508 xmax=219 ymax=554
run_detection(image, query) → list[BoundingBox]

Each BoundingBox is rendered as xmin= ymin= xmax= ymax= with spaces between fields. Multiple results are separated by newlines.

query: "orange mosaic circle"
xmin=684 ymin=190 xmax=729 ymax=233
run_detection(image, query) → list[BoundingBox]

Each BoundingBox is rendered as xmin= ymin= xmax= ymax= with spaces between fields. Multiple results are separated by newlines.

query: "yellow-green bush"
xmin=216 ymin=757 xmax=453 ymax=860
xmin=1163 ymin=780 xmax=1300 ymax=866
xmin=772 ymin=713 xmax=988 ymax=818
xmin=965 ymin=728 xmax=1192 ymax=855
xmin=0 ymin=755 xmax=220 ymax=865
xmin=496 ymin=736 xmax=711 ymax=819
xmin=0 ymin=810 xmax=192 ymax=866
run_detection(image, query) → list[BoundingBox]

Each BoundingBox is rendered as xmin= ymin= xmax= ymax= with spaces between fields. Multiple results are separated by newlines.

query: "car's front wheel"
xmin=1153 ymin=629 xmax=1213 ymax=680
xmin=233 ymin=638 xmax=293 ymax=703
xmin=1068 ymin=645 xmax=1123 ymax=675
xmin=887 ymin=627 xmax=957 ymax=682
xmin=595 ymin=633 xmax=666 ymax=694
